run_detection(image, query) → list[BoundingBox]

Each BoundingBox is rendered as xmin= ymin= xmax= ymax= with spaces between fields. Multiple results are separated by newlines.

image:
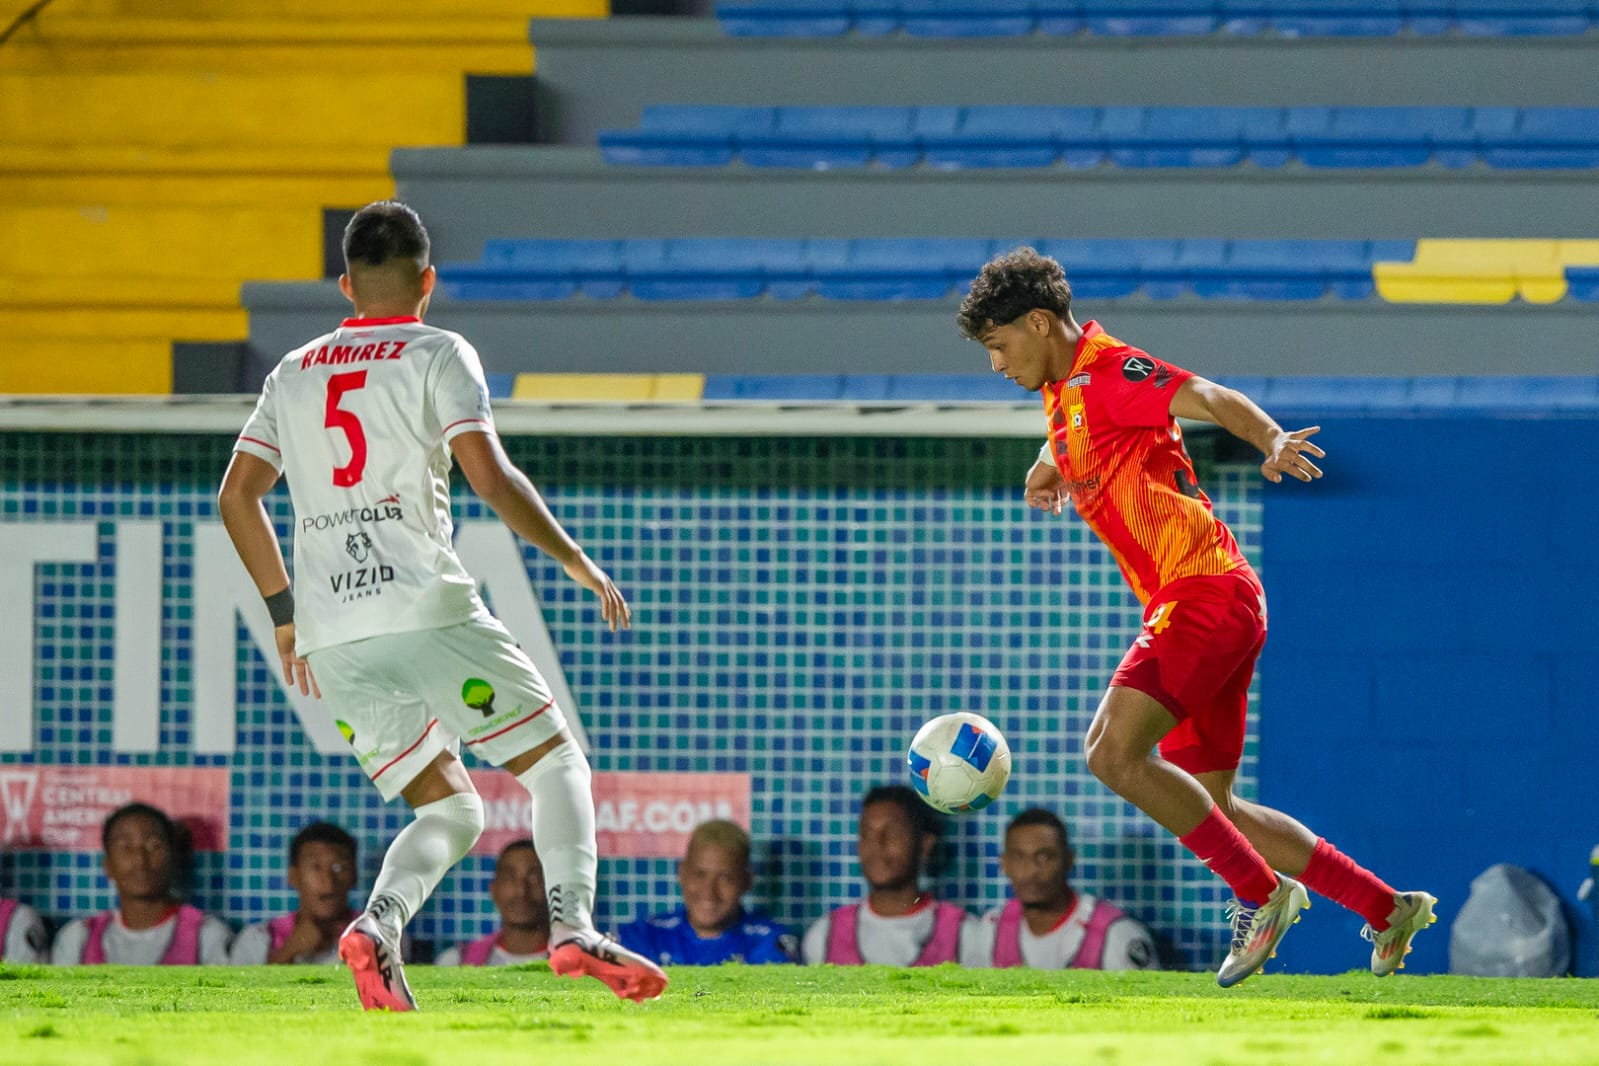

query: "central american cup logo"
xmin=462 ymin=678 xmax=496 ymax=718
xmin=0 ymin=770 xmax=39 ymax=845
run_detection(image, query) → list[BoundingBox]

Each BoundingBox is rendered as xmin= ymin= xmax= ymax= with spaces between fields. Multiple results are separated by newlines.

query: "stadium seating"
xmin=469 ymin=371 xmax=1599 ymax=408
xmin=0 ymin=1 xmax=597 ymax=395
xmin=599 ymin=105 xmax=1599 ymax=169
xmin=441 ymin=237 xmax=1599 ymax=305
xmin=440 ymin=237 xmax=1420 ymax=302
xmin=715 ymin=0 xmax=1599 ymax=37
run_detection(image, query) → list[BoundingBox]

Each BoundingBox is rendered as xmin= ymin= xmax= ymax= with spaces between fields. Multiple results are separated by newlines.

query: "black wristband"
xmin=264 ymin=588 xmax=294 ymax=627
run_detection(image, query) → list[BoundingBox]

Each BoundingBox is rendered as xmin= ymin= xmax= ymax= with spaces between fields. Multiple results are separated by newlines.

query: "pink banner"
xmin=471 ymin=771 xmax=750 ymax=859
xmin=0 ymin=766 xmax=230 ymax=852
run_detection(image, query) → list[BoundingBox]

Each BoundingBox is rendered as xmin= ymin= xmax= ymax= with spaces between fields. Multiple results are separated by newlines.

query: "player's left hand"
xmin=275 ymin=623 xmax=321 ymax=698
xmin=563 ymin=551 xmax=633 ymax=632
xmin=1261 ymin=426 xmax=1325 ymax=484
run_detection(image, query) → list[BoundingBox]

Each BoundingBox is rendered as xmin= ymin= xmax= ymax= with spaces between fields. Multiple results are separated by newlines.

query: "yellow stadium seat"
xmin=512 ymin=374 xmax=708 ymax=403
xmin=0 ymin=338 xmax=173 ymax=395
xmin=1372 ymin=239 xmax=1598 ymax=305
xmin=0 ymin=17 xmax=535 ymax=74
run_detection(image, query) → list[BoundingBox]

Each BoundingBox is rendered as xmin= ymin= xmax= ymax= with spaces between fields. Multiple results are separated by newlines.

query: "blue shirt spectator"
xmin=619 ymin=905 xmax=795 ymax=965
xmin=617 ymin=820 xmax=796 ymax=965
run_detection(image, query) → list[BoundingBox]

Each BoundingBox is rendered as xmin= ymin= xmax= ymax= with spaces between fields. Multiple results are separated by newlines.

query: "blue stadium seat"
xmin=1081 ymin=0 xmax=1219 ymax=35
xmin=900 ymin=0 xmax=1037 ymax=36
xmin=1475 ymin=108 xmax=1599 ymax=169
xmin=716 ymin=0 xmax=852 ymax=37
xmin=1101 ymin=107 xmax=1253 ymax=168
xmin=1451 ymin=0 xmax=1588 ymax=36
xmin=1287 ymin=106 xmax=1471 ymax=168
xmin=810 ymin=238 xmax=992 ymax=300
xmin=738 ymin=106 xmax=917 ymax=168
xmin=1035 ymin=0 xmax=1084 ymax=33
xmin=1397 ymin=0 xmax=1452 ymax=35
xmin=1034 ymin=238 xmax=1182 ymax=299
xmin=623 ymin=239 xmax=804 ymax=300
xmin=1187 ymin=240 xmax=1374 ymax=300
xmin=883 ymin=374 xmax=1021 ymax=400
xmin=922 ymin=107 xmax=1098 ymax=169
xmin=1254 ymin=0 xmax=1403 ymax=36
xmin=599 ymin=106 xmax=776 ymax=167
xmin=1564 ymin=266 xmax=1599 ymax=301
xmin=702 ymin=375 xmax=855 ymax=399
xmin=461 ymin=239 xmax=625 ymax=300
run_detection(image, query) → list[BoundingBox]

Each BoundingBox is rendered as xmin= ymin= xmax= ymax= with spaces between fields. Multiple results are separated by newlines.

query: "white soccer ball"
xmin=906 ymin=712 xmax=1012 ymax=815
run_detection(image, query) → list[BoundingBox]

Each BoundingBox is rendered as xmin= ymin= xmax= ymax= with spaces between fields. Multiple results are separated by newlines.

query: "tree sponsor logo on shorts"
xmin=462 ymin=678 xmax=496 ymax=717
xmin=335 ymin=720 xmax=355 ymax=745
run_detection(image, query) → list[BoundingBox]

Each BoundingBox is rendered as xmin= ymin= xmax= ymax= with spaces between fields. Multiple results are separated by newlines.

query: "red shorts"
xmin=1109 ymin=568 xmax=1266 ymax=776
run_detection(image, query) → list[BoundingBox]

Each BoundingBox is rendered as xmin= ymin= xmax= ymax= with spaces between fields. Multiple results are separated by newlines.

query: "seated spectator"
xmin=229 ymin=822 xmax=359 ymax=965
xmin=0 ymin=896 xmax=49 ymax=964
xmin=436 ymin=840 xmax=550 ymax=966
xmin=802 ymin=785 xmax=978 ymax=966
xmin=52 ymin=802 xmax=231 ymax=965
xmin=618 ymin=819 xmax=796 ymax=965
xmin=964 ymin=808 xmax=1158 ymax=970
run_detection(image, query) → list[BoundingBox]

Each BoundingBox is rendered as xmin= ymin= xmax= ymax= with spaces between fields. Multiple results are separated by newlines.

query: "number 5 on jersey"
xmin=326 ymin=371 xmax=368 ymax=487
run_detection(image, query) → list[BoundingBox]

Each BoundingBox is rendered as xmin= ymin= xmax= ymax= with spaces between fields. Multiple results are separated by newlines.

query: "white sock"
xmin=515 ymin=740 xmax=598 ymax=940
xmin=367 ymin=791 xmax=485 ymax=941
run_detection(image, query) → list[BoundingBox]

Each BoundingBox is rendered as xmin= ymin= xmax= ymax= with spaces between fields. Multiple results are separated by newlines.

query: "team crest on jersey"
xmin=1069 ymin=402 xmax=1086 ymax=431
xmin=345 ymin=531 xmax=373 ymax=564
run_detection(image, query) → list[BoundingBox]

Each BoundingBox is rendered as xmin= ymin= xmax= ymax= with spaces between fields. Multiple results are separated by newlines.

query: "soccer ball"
xmin=906 ymin=712 xmax=1012 ymax=815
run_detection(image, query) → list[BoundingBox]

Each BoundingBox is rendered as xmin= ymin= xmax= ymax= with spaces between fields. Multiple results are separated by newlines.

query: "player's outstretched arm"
xmin=1169 ymin=376 xmax=1325 ymax=485
xmin=451 ymin=430 xmax=631 ymax=632
xmin=218 ymin=452 xmax=320 ymax=697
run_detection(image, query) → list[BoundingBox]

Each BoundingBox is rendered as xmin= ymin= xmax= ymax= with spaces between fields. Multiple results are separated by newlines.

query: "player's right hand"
xmin=563 ymin=551 xmax=633 ymax=632
xmin=1024 ymin=460 xmax=1069 ymax=515
xmin=275 ymin=622 xmax=321 ymax=698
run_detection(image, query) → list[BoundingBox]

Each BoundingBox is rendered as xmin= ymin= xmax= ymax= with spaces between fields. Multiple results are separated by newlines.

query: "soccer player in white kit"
xmin=219 ymin=201 xmax=667 ymax=1010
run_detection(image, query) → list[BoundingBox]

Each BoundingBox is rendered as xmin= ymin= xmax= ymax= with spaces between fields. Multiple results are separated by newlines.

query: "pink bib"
xmin=824 ymin=901 xmax=965 ymax=966
xmin=459 ymin=931 xmax=502 ymax=966
xmin=992 ymin=896 xmax=1126 ymax=969
xmin=81 ymin=905 xmax=205 ymax=965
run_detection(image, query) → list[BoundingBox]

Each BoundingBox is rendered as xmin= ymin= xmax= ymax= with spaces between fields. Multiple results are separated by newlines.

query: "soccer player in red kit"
xmin=958 ymin=247 xmax=1436 ymax=986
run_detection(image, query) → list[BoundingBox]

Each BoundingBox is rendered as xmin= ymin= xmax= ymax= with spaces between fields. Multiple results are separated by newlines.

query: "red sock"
xmin=1298 ymin=837 xmax=1398 ymax=930
xmin=1178 ymin=807 xmax=1279 ymax=907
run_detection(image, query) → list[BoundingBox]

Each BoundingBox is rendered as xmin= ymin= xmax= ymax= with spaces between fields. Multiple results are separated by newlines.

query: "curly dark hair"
xmin=956 ymin=246 xmax=1073 ymax=341
xmin=862 ymin=784 xmax=942 ymax=839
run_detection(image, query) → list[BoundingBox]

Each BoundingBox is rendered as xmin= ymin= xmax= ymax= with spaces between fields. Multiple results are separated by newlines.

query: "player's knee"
xmin=1084 ymin=727 xmax=1131 ymax=788
xmin=423 ymin=790 xmax=486 ymax=847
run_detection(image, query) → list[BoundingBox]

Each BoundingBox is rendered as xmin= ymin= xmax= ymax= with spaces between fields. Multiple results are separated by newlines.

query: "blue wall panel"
xmin=1261 ymin=415 xmax=1598 ymax=977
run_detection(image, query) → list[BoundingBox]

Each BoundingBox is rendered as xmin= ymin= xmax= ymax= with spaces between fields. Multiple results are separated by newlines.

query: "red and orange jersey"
xmin=1043 ymin=321 xmax=1251 ymax=604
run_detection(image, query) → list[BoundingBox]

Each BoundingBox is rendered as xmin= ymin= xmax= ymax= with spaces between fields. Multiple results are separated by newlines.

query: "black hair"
xmin=498 ymin=838 xmax=537 ymax=863
xmin=101 ymin=802 xmax=178 ymax=853
xmin=342 ymin=200 xmax=430 ymax=272
xmin=956 ymin=246 xmax=1073 ymax=341
xmin=862 ymin=784 xmax=941 ymax=839
xmin=289 ymin=821 xmax=358 ymax=867
xmin=1005 ymin=807 xmax=1072 ymax=853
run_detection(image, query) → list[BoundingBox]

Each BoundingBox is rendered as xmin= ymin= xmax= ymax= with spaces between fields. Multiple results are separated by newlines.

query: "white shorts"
xmin=307 ymin=616 xmax=567 ymax=801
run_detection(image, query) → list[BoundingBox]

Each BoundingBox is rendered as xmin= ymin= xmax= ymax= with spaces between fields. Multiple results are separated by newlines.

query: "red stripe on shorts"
xmin=464 ymin=700 xmax=554 ymax=746
xmin=372 ymin=718 xmax=439 ymax=780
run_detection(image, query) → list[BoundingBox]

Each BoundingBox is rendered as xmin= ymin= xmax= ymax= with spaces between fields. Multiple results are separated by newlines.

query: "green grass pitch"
xmin=3 ymin=963 xmax=1597 ymax=1066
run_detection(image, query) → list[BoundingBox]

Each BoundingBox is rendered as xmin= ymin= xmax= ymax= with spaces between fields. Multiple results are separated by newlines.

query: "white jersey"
xmin=2 ymin=901 xmax=48 ymax=963
xmin=227 ymin=922 xmax=342 ymax=966
xmin=961 ymin=893 xmax=1159 ymax=970
xmin=801 ymin=901 xmax=981 ymax=967
xmin=235 ymin=317 xmax=496 ymax=655
xmin=434 ymin=941 xmax=549 ymax=966
xmin=51 ymin=910 xmax=232 ymax=966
